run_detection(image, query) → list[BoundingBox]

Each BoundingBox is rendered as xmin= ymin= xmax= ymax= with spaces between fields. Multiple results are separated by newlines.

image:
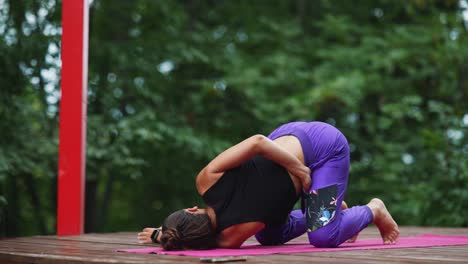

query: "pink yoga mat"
xmin=117 ymin=234 xmax=468 ymax=257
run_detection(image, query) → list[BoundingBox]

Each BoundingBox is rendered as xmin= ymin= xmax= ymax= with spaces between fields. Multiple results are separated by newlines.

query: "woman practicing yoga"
xmin=138 ymin=121 xmax=399 ymax=250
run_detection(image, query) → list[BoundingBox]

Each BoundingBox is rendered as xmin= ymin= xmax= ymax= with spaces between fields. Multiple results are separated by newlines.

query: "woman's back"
xmin=202 ymin=155 xmax=299 ymax=232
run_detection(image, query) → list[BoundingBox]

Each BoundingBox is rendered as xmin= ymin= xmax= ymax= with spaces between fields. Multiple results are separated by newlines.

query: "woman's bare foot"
xmin=367 ymin=198 xmax=400 ymax=245
xmin=137 ymin=227 xmax=158 ymax=244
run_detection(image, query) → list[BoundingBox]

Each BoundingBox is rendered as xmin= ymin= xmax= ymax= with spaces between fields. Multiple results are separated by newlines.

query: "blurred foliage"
xmin=0 ymin=0 xmax=467 ymax=237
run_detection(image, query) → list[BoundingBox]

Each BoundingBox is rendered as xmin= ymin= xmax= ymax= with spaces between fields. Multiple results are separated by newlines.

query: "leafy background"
xmin=0 ymin=0 xmax=467 ymax=237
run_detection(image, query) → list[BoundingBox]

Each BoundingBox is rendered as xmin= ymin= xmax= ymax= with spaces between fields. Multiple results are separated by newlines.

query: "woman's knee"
xmin=307 ymin=232 xmax=340 ymax=248
xmin=255 ymin=232 xmax=283 ymax=246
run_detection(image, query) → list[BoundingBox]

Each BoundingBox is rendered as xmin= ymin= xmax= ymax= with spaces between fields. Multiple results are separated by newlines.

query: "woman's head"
xmin=160 ymin=209 xmax=217 ymax=250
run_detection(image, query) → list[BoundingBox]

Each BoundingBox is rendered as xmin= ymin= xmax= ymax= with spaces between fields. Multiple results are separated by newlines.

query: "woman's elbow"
xmin=250 ymin=134 xmax=267 ymax=151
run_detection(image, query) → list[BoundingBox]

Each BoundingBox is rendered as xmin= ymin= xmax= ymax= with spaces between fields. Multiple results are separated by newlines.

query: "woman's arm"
xmin=137 ymin=227 xmax=162 ymax=244
xmin=196 ymin=134 xmax=311 ymax=195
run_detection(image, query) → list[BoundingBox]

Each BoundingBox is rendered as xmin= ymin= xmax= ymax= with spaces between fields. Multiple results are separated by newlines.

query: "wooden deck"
xmin=1 ymin=226 xmax=468 ymax=263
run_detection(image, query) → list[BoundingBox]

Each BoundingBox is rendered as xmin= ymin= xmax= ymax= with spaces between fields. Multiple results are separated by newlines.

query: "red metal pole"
xmin=57 ymin=0 xmax=89 ymax=235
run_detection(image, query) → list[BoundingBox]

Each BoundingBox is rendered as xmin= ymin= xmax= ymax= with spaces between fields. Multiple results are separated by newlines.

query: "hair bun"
xmin=160 ymin=227 xmax=183 ymax=250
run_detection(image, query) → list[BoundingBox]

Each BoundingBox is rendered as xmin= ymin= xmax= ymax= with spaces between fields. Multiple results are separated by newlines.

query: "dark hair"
xmin=160 ymin=209 xmax=217 ymax=250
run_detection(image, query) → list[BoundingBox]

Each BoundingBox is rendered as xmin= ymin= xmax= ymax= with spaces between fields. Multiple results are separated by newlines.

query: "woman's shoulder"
xmin=217 ymin=222 xmax=265 ymax=248
xmin=196 ymin=168 xmax=224 ymax=196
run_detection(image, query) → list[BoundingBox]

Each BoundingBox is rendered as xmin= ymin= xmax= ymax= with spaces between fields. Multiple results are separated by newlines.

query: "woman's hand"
xmin=302 ymin=172 xmax=311 ymax=192
xmin=288 ymin=164 xmax=311 ymax=192
xmin=137 ymin=227 xmax=161 ymax=244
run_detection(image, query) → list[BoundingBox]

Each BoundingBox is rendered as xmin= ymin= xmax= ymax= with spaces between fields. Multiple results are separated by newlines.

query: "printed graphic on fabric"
xmin=302 ymin=184 xmax=338 ymax=232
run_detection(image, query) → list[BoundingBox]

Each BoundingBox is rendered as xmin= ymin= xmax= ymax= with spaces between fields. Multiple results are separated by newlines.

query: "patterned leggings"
xmin=255 ymin=122 xmax=373 ymax=247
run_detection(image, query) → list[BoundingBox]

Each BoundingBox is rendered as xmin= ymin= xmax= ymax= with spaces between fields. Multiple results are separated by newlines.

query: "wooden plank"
xmin=1 ymin=227 xmax=468 ymax=264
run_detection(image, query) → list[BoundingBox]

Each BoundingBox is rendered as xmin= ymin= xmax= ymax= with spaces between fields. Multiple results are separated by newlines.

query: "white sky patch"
xmin=225 ymin=43 xmax=236 ymax=54
xmin=133 ymin=77 xmax=145 ymax=88
xmin=38 ymin=7 xmax=48 ymax=19
xmin=402 ymin=153 xmax=414 ymax=165
xmin=213 ymin=80 xmax=227 ymax=91
xmin=25 ymin=11 xmax=37 ymax=25
xmin=447 ymin=128 xmax=464 ymax=140
xmin=48 ymin=42 xmax=59 ymax=54
xmin=45 ymin=0 xmax=56 ymax=9
xmin=462 ymin=0 xmax=468 ymax=22
xmin=43 ymin=23 xmax=59 ymax=36
xmin=0 ymin=0 xmax=8 ymax=35
xmin=213 ymin=26 xmax=226 ymax=40
xmin=449 ymin=30 xmax=460 ymax=40
xmin=463 ymin=114 xmax=468 ymax=127
xmin=5 ymin=27 xmax=17 ymax=45
xmin=157 ymin=60 xmax=174 ymax=75
xmin=107 ymin=72 xmax=117 ymax=83
xmin=346 ymin=113 xmax=358 ymax=124
xmin=44 ymin=82 xmax=55 ymax=93
xmin=30 ymin=76 xmax=40 ymax=85
xmin=46 ymin=94 xmax=58 ymax=104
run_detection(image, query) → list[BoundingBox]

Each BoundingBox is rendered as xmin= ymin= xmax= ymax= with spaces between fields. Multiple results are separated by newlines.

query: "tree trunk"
xmin=24 ymin=173 xmax=48 ymax=234
xmin=186 ymin=0 xmax=198 ymax=33
xmin=5 ymin=174 xmax=19 ymax=237
xmin=51 ymin=171 xmax=57 ymax=234
xmin=297 ymin=0 xmax=306 ymax=28
xmin=85 ymin=180 xmax=97 ymax=233
xmin=97 ymin=173 xmax=115 ymax=231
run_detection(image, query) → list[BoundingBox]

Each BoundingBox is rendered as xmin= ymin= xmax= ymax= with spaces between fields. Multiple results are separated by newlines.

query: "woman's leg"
xmin=303 ymin=136 xmax=378 ymax=247
xmin=301 ymin=123 xmax=399 ymax=247
xmin=258 ymin=121 xmax=358 ymax=246
xmin=262 ymin=122 xmax=398 ymax=247
xmin=255 ymin=210 xmax=306 ymax=245
xmin=303 ymin=151 xmax=373 ymax=248
xmin=305 ymin=158 xmax=399 ymax=247
xmin=307 ymin=201 xmax=373 ymax=247
xmin=254 ymin=140 xmax=354 ymax=246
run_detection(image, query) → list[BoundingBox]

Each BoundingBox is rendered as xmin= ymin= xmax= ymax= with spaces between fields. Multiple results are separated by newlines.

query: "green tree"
xmin=1 ymin=0 xmax=467 ymax=237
